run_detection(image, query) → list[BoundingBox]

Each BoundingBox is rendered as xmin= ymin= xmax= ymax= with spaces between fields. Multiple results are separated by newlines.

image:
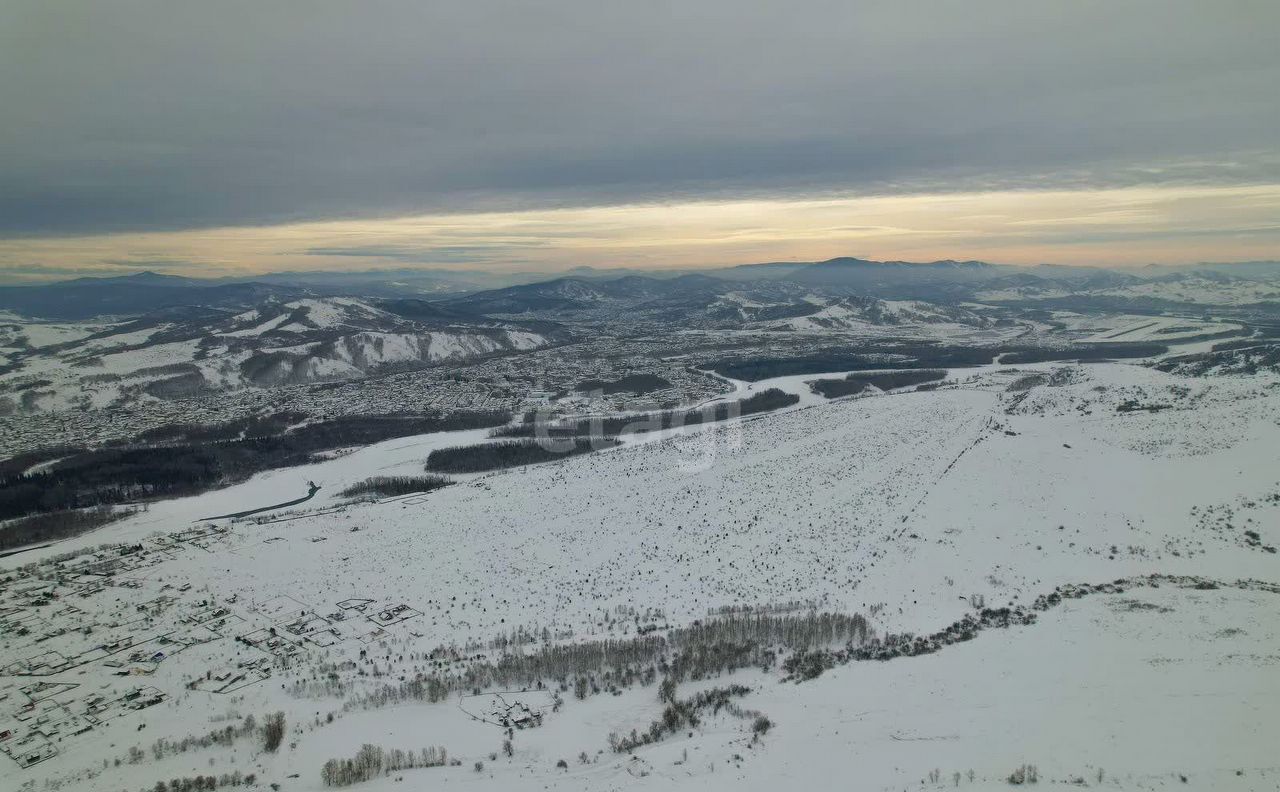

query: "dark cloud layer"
xmin=2 ymin=1 xmax=1277 ymax=236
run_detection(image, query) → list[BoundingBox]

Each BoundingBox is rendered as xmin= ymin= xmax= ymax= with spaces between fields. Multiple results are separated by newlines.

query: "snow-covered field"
xmin=2 ymin=357 xmax=1278 ymax=791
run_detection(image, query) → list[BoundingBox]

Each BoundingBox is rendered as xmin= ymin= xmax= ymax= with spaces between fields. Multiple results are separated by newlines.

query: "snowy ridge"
xmin=0 ymin=297 xmax=555 ymax=413
xmin=979 ymin=270 xmax=1280 ymax=306
xmin=767 ymin=296 xmax=990 ymax=331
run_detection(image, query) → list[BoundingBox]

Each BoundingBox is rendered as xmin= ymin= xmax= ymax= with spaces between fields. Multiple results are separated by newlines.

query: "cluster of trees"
xmin=143 ymin=773 xmax=256 ymax=792
xmin=495 ymin=388 xmax=799 ymax=440
xmin=609 ymin=684 xmax=754 ymax=753
xmin=339 ymin=475 xmax=453 ymax=499
xmin=336 ymin=610 xmax=869 ymax=713
xmin=711 ymin=344 xmax=993 ymax=381
xmin=665 ymin=641 xmax=768 ymax=682
xmin=143 ymin=715 xmax=260 ymax=762
xmin=575 ymin=374 xmax=672 ymax=395
xmin=713 ymin=340 xmax=1169 ymax=382
xmin=1116 ymin=399 xmax=1171 ymax=413
xmin=0 ymin=444 xmax=84 ymax=478
xmin=707 ymin=600 xmax=815 ymax=617
xmin=781 ymin=648 xmax=835 ymax=680
xmin=144 ymin=370 xmax=209 ymax=400
xmin=475 ymin=634 xmax=665 ymax=694
xmin=1005 ymin=373 xmax=1047 ymax=393
xmin=1152 ymin=325 xmax=1251 ymax=345
xmin=824 ymin=575 xmax=1270 ymax=673
xmin=335 ymin=634 xmax=667 ymax=710
xmin=1157 ymin=340 xmax=1280 ymax=376
xmin=809 ymin=378 xmax=865 ymax=398
xmin=262 ymin=712 xmax=286 ymax=752
xmin=0 ymin=377 xmax=54 ymax=392
xmin=320 ymin=744 xmax=451 ymax=787
xmin=669 ymin=610 xmax=869 ymax=653
xmin=0 ymin=410 xmax=509 ymax=520
xmin=425 ymin=438 xmax=617 ymax=474
xmin=278 ymin=411 xmax=510 ymax=445
xmin=712 ymin=352 xmax=884 ymax=380
xmin=999 ymin=342 xmax=1166 ymax=364
xmin=0 ymin=506 xmax=130 ymax=552
xmin=1212 ymin=337 xmax=1273 ymax=353
xmin=733 ymin=389 xmax=802 ymax=415
xmin=848 ymin=605 xmax=1037 ymax=664
xmin=137 ymin=411 xmax=307 ymax=443
xmin=809 ymin=369 xmax=946 ymax=398
xmin=474 ymin=624 xmax=559 ymax=652
xmin=0 ymin=445 xmax=227 ymax=519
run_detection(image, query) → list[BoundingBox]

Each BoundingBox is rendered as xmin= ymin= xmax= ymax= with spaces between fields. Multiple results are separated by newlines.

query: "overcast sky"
xmin=1 ymin=1 xmax=1277 ymax=279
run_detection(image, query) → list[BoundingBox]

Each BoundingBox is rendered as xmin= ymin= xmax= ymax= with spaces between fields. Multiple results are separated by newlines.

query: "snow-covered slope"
xmin=3 ymin=358 xmax=1278 ymax=791
xmin=0 ymin=297 xmax=556 ymax=413
xmin=763 ymin=296 xmax=990 ymax=332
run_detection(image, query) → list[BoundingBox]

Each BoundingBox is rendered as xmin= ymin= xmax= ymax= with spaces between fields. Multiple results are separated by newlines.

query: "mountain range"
xmin=5 ymin=258 xmax=1279 ymax=321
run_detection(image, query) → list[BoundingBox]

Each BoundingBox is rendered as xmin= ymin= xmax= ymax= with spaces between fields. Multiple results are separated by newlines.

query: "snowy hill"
xmin=760 ymin=295 xmax=991 ymax=332
xmin=444 ymin=273 xmax=993 ymax=334
xmin=444 ymin=276 xmax=654 ymax=313
xmin=2 ymin=357 xmax=1278 ymax=791
xmin=1095 ymin=271 xmax=1280 ymax=306
xmin=0 ymin=297 xmax=557 ymax=413
xmin=979 ymin=269 xmax=1280 ymax=307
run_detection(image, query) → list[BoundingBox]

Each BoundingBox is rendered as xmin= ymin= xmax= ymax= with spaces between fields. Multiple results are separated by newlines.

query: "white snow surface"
xmin=2 ymin=360 xmax=1279 ymax=791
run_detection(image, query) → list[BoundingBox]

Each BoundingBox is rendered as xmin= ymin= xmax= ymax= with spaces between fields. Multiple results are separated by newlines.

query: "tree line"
xmin=575 ymin=373 xmax=672 ymax=395
xmin=0 ymin=410 xmax=508 ymax=520
xmin=339 ymin=475 xmax=453 ymax=499
xmin=0 ymin=506 xmax=130 ymax=552
xmin=710 ymin=344 xmax=993 ymax=380
xmin=998 ymin=342 xmax=1166 ymax=364
xmin=711 ymin=341 xmax=1169 ymax=381
xmin=494 ymin=388 xmax=799 ymax=440
xmin=321 ymin=744 xmax=453 ymax=787
xmin=319 ymin=610 xmax=870 ymax=712
xmin=809 ymin=369 xmax=946 ymax=398
xmin=609 ymin=684 xmax=754 ymax=754
xmin=425 ymin=438 xmax=618 ymax=474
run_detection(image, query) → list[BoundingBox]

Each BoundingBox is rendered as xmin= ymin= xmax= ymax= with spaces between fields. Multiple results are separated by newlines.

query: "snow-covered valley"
xmin=3 ymin=352 xmax=1278 ymax=791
